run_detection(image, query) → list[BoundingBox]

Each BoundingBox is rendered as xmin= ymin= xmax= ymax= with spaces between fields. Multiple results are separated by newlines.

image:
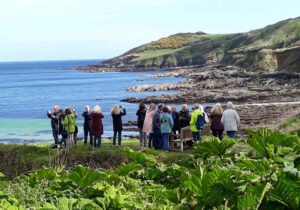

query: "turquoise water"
xmin=0 ymin=60 xmax=182 ymax=143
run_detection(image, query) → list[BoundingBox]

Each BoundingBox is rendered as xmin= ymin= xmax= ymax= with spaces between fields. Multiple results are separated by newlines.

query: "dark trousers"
xmin=60 ymin=135 xmax=66 ymax=148
xmin=93 ymin=135 xmax=102 ymax=147
xmin=113 ymin=130 xmax=122 ymax=145
xmin=153 ymin=133 xmax=162 ymax=150
xmin=162 ymin=133 xmax=170 ymax=151
xmin=192 ymin=131 xmax=201 ymax=142
xmin=84 ymin=127 xmax=92 ymax=145
xmin=212 ymin=129 xmax=224 ymax=140
xmin=52 ymin=129 xmax=60 ymax=145
xmin=148 ymin=133 xmax=154 ymax=148
xmin=227 ymin=131 xmax=237 ymax=139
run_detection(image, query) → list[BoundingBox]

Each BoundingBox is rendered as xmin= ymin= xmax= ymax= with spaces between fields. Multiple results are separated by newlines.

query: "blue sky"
xmin=0 ymin=0 xmax=299 ymax=62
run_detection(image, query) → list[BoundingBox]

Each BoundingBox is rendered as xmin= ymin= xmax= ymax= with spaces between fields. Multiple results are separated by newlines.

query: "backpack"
xmin=196 ymin=112 xmax=206 ymax=130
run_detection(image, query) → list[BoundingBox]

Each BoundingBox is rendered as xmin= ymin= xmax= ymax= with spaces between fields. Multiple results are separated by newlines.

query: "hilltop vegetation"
xmin=96 ymin=17 xmax=300 ymax=72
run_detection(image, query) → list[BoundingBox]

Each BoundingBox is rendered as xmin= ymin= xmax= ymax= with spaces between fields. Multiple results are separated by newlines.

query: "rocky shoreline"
xmin=121 ymin=65 xmax=300 ymax=135
xmin=79 ymin=64 xmax=300 ymax=135
xmin=123 ymin=65 xmax=300 ymax=104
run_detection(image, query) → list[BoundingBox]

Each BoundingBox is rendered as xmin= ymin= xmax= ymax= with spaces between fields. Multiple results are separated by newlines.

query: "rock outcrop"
xmin=123 ymin=66 xmax=300 ymax=104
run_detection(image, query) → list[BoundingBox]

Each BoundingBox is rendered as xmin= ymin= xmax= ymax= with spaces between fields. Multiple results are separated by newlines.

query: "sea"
xmin=0 ymin=59 xmax=183 ymax=144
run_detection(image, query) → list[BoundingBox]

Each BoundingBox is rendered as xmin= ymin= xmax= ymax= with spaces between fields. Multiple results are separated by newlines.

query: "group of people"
xmin=47 ymin=101 xmax=240 ymax=151
xmin=136 ymin=101 xmax=240 ymax=152
xmin=47 ymin=104 xmax=126 ymax=149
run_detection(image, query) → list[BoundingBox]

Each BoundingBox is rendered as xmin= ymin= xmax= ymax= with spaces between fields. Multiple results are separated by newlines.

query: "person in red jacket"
xmin=91 ymin=105 xmax=104 ymax=148
xmin=210 ymin=103 xmax=224 ymax=140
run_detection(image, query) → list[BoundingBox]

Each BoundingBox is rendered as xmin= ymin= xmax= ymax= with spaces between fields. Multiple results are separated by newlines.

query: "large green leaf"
xmin=237 ymin=182 xmax=271 ymax=210
xmin=193 ymin=137 xmax=236 ymax=159
xmin=270 ymin=177 xmax=300 ymax=209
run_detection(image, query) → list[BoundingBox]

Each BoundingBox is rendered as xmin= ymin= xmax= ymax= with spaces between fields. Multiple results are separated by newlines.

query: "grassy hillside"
xmin=101 ymin=17 xmax=300 ymax=72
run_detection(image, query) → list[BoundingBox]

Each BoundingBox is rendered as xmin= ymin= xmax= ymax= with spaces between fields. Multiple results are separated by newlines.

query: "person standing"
xmin=152 ymin=103 xmax=164 ymax=150
xmin=161 ymin=107 xmax=174 ymax=152
xmin=136 ymin=102 xmax=147 ymax=146
xmin=190 ymin=104 xmax=202 ymax=142
xmin=143 ymin=103 xmax=156 ymax=148
xmin=71 ymin=108 xmax=78 ymax=144
xmin=111 ymin=105 xmax=126 ymax=146
xmin=61 ymin=108 xmax=76 ymax=148
xmin=210 ymin=103 xmax=224 ymax=140
xmin=82 ymin=105 xmax=93 ymax=145
xmin=179 ymin=104 xmax=190 ymax=131
xmin=171 ymin=106 xmax=180 ymax=135
xmin=221 ymin=102 xmax=240 ymax=139
xmin=47 ymin=105 xmax=63 ymax=149
xmin=91 ymin=105 xmax=104 ymax=148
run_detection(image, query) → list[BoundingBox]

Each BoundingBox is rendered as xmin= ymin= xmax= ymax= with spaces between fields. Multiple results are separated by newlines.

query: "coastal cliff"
xmin=80 ymin=17 xmax=300 ymax=73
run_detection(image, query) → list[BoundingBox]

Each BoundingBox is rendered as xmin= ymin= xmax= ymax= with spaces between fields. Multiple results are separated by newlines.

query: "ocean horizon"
xmin=0 ymin=59 xmax=183 ymax=144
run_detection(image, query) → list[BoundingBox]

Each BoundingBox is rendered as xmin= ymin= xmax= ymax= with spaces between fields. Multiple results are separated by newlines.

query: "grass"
xmin=279 ymin=114 xmax=300 ymax=134
xmin=0 ymin=139 xmax=193 ymax=180
xmin=132 ymin=48 xmax=185 ymax=62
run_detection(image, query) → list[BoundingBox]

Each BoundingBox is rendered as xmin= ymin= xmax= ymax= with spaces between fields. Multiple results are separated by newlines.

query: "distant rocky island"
xmin=78 ymin=17 xmax=300 ymax=134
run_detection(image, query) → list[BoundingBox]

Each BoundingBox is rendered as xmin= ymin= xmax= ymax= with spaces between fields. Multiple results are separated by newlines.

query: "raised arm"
xmin=121 ymin=108 xmax=126 ymax=116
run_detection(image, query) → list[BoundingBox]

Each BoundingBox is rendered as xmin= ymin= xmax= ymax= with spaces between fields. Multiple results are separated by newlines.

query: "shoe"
xmin=51 ymin=145 xmax=57 ymax=149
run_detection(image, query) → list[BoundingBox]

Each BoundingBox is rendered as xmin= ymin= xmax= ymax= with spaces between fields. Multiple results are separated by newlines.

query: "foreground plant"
xmin=0 ymin=129 xmax=299 ymax=209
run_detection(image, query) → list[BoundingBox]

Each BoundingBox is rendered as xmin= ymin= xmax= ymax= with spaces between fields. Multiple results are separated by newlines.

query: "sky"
xmin=0 ymin=0 xmax=299 ymax=62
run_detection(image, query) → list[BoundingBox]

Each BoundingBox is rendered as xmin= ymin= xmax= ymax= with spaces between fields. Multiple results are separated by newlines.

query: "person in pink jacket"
xmin=142 ymin=103 xmax=156 ymax=148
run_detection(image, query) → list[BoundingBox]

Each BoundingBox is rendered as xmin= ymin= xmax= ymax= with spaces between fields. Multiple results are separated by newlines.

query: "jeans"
xmin=192 ymin=131 xmax=201 ymax=142
xmin=63 ymin=133 xmax=74 ymax=148
xmin=113 ymin=130 xmax=122 ymax=145
xmin=93 ymin=135 xmax=102 ymax=147
xmin=84 ymin=127 xmax=92 ymax=145
xmin=227 ymin=131 xmax=236 ymax=139
xmin=139 ymin=129 xmax=147 ymax=146
xmin=162 ymin=133 xmax=170 ymax=152
xmin=68 ymin=133 xmax=74 ymax=147
xmin=52 ymin=129 xmax=60 ymax=145
xmin=153 ymin=133 xmax=162 ymax=150
xmin=212 ymin=129 xmax=224 ymax=140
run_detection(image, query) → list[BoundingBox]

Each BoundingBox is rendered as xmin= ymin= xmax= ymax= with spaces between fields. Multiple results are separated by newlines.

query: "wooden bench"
xmin=170 ymin=126 xmax=193 ymax=152
xmin=171 ymin=124 xmax=211 ymax=152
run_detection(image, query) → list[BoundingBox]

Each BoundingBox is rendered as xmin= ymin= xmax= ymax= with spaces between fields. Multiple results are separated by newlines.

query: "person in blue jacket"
xmin=161 ymin=106 xmax=174 ymax=152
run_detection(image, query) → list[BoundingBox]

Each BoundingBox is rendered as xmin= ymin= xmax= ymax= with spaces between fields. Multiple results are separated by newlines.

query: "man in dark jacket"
xmin=82 ymin=105 xmax=92 ymax=145
xmin=179 ymin=104 xmax=190 ymax=132
xmin=47 ymin=105 xmax=63 ymax=149
xmin=152 ymin=103 xmax=164 ymax=150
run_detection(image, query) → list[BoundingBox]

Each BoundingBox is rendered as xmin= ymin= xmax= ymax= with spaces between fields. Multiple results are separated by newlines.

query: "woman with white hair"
xmin=221 ymin=102 xmax=240 ymax=138
xmin=91 ymin=105 xmax=104 ymax=147
xmin=199 ymin=105 xmax=209 ymax=124
xmin=111 ymin=104 xmax=126 ymax=145
xmin=210 ymin=103 xmax=224 ymax=140
xmin=82 ymin=105 xmax=92 ymax=145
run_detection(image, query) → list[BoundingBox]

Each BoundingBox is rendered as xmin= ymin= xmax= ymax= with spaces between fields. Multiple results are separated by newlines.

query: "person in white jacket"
xmin=221 ymin=102 xmax=240 ymax=138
